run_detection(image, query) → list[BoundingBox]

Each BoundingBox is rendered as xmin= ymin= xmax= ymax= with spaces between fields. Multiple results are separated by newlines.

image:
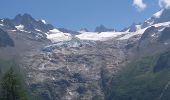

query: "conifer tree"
xmin=0 ymin=68 xmax=28 ymax=100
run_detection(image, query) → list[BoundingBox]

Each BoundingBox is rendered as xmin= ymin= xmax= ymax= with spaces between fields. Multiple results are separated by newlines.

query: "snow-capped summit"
xmin=12 ymin=13 xmax=54 ymax=32
xmin=121 ymin=23 xmax=142 ymax=32
xmin=119 ymin=9 xmax=170 ymax=40
xmin=153 ymin=9 xmax=164 ymax=18
xmin=142 ymin=9 xmax=170 ymax=28
xmin=1 ymin=8 xmax=170 ymax=43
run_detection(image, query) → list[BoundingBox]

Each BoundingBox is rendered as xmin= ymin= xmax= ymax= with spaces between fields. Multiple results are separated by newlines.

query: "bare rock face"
xmin=0 ymin=28 xmax=14 ymax=47
xmin=0 ymin=14 xmax=127 ymax=100
xmin=2 ymin=11 xmax=170 ymax=100
xmin=95 ymin=25 xmax=115 ymax=32
xmin=22 ymin=39 xmax=127 ymax=100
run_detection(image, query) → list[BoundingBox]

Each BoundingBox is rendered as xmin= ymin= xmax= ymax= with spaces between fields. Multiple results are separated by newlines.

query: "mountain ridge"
xmin=0 ymin=9 xmax=170 ymax=100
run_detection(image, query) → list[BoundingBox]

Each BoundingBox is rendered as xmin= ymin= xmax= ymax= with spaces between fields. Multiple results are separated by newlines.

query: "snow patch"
xmin=153 ymin=9 xmax=164 ymax=18
xmin=1 ymin=19 xmax=4 ymax=22
xmin=151 ymin=33 xmax=158 ymax=38
xmin=136 ymin=25 xmax=142 ymax=30
xmin=15 ymin=24 xmax=32 ymax=33
xmin=9 ymin=30 xmax=17 ymax=32
xmin=164 ymin=42 xmax=169 ymax=45
xmin=119 ymin=21 xmax=170 ymax=40
xmin=49 ymin=29 xmax=60 ymax=33
xmin=125 ymin=28 xmax=130 ymax=32
xmin=51 ymin=77 xmax=55 ymax=80
xmin=15 ymin=24 xmax=24 ymax=31
xmin=145 ymin=20 xmax=154 ymax=26
xmin=35 ymin=29 xmax=42 ymax=32
xmin=119 ymin=27 xmax=147 ymax=40
xmin=41 ymin=19 xmax=47 ymax=24
xmin=76 ymin=32 xmax=127 ymax=41
xmin=46 ymin=29 xmax=72 ymax=42
xmin=0 ymin=24 xmax=4 ymax=26
xmin=152 ymin=21 xmax=170 ymax=27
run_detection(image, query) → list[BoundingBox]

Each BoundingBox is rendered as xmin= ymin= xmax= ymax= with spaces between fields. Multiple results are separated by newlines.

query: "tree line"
xmin=0 ymin=67 xmax=28 ymax=100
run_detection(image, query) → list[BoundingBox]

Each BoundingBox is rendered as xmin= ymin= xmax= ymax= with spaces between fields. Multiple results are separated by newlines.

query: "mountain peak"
xmin=14 ymin=13 xmax=34 ymax=22
xmin=12 ymin=13 xmax=35 ymax=26
xmin=10 ymin=13 xmax=54 ymax=32
xmin=142 ymin=9 xmax=170 ymax=28
xmin=23 ymin=13 xmax=32 ymax=17
xmin=95 ymin=25 xmax=115 ymax=32
xmin=153 ymin=9 xmax=164 ymax=18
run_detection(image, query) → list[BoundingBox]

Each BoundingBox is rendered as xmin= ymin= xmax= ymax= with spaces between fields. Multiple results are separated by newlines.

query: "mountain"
xmin=79 ymin=28 xmax=89 ymax=32
xmin=105 ymin=50 xmax=170 ymax=100
xmin=95 ymin=25 xmax=115 ymax=32
xmin=0 ymin=28 xmax=14 ymax=47
xmin=0 ymin=9 xmax=170 ymax=100
xmin=58 ymin=28 xmax=80 ymax=35
xmin=42 ymin=37 xmax=96 ymax=52
xmin=0 ymin=18 xmax=16 ymax=30
xmin=142 ymin=9 xmax=170 ymax=28
xmin=121 ymin=23 xmax=142 ymax=32
xmin=0 ymin=14 xmax=76 ymax=42
xmin=12 ymin=13 xmax=54 ymax=32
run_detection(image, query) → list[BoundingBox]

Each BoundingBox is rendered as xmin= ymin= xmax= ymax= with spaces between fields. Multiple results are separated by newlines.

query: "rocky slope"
xmin=0 ymin=9 xmax=170 ymax=100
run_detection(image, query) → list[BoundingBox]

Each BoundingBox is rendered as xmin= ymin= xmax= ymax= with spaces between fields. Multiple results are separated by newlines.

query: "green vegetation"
xmin=0 ymin=60 xmax=28 ymax=100
xmin=104 ymin=51 xmax=170 ymax=100
xmin=0 ymin=68 xmax=28 ymax=100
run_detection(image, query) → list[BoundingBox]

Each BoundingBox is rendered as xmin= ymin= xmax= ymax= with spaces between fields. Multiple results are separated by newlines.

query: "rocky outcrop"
xmin=0 ymin=28 xmax=14 ymax=47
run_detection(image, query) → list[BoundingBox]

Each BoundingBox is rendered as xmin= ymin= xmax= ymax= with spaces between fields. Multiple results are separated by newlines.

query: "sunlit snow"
xmin=119 ymin=21 xmax=170 ymax=40
xmin=76 ymin=32 xmax=127 ymax=41
xmin=46 ymin=29 xmax=72 ymax=42
xmin=153 ymin=9 xmax=164 ymax=18
xmin=0 ymin=24 xmax=4 ymax=26
xmin=15 ymin=24 xmax=24 ymax=31
xmin=41 ymin=20 xmax=47 ymax=24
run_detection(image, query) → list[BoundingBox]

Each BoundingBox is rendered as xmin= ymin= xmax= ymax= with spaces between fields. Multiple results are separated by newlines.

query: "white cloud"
xmin=159 ymin=0 xmax=170 ymax=9
xmin=133 ymin=0 xmax=147 ymax=11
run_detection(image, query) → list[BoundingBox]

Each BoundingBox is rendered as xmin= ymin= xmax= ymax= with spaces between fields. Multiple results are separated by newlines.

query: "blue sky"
xmin=0 ymin=0 xmax=161 ymax=31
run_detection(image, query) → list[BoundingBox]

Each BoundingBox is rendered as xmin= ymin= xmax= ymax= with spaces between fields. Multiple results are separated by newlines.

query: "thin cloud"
xmin=133 ymin=0 xmax=147 ymax=11
xmin=159 ymin=0 xmax=170 ymax=9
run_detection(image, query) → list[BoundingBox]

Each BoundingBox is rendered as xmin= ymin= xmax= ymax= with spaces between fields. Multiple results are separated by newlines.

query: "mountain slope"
xmin=0 ymin=9 xmax=170 ymax=100
xmin=0 ymin=28 xmax=14 ymax=47
xmin=105 ymin=50 xmax=170 ymax=100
